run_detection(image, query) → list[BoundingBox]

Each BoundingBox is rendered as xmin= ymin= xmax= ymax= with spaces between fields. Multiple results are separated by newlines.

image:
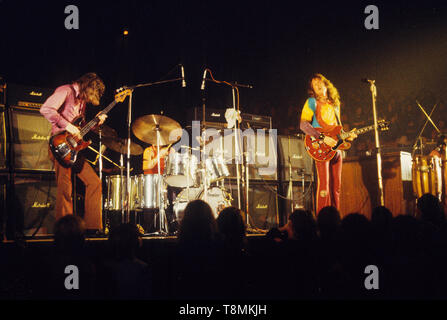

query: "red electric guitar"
xmin=49 ymin=88 xmax=131 ymax=168
xmin=304 ymin=119 xmax=389 ymax=161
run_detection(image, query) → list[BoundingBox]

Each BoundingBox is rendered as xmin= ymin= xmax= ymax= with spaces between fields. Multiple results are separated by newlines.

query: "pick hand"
xmin=323 ymin=136 xmax=338 ymax=148
xmin=66 ymin=123 xmax=82 ymax=140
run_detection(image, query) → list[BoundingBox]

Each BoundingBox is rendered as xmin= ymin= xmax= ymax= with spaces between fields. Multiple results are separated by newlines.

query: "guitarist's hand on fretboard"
xmin=96 ymin=112 xmax=108 ymax=126
xmin=346 ymin=128 xmax=358 ymax=141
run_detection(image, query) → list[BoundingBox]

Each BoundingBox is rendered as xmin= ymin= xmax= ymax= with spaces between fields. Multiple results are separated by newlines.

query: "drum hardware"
xmin=86 ymin=145 xmax=124 ymax=169
xmin=120 ymin=66 xmax=185 ymax=224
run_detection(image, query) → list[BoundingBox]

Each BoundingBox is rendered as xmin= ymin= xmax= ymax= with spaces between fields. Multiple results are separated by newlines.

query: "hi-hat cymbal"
xmin=92 ymin=124 xmax=118 ymax=138
xmin=132 ymin=114 xmax=182 ymax=146
xmin=102 ymin=137 xmax=143 ymax=155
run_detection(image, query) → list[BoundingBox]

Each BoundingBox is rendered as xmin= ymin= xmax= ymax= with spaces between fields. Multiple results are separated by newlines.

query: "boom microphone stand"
xmin=122 ymin=72 xmax=184 ymax=224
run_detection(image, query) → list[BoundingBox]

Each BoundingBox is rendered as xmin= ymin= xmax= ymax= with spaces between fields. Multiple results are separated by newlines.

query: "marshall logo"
xmin=211 ymin=112 xmax=221 ymax=117
xmin=32 ymin=202 xmax=51 ymax=208
xmin=31 ymin=133 xmax=50 ymax=141
xmin=292 ymin=154 xmax=303 ymax=160
xmin=256 ymin=204 xmax=268 ymax=210
xmin=29 ymin=91 xmax=43 ymax=97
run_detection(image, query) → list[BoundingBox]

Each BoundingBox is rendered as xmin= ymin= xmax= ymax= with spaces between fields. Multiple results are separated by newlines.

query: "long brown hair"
xmin=308 ymin=73 xmax=340 ymax=107
xmin=75 ymin=72 xmax=105 ymax=102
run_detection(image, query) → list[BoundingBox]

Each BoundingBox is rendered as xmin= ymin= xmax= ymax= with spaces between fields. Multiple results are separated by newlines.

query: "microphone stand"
xmin=122 ymin=76 xmax=184 ymax=224
xmin=368 ymin=80 xmax=385 ymax=206
xmin=201 ymin=77 xmax=252 ymax=214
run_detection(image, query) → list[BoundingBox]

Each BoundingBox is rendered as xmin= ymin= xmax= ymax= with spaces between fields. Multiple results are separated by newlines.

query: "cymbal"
xmin=92 ymin=124 xmax=118 ymax=138
xmin=102 ymin=137 xmax=143 ymax=155
xmin=132 ymin=114 xmax=182 ymax=146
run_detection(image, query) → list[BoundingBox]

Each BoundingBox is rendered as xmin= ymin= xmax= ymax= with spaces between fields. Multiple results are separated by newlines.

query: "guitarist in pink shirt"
xmin=300 ymin=74 xmax=357 ymax=215
xmin=40 ymin=73 xmax=107 ymax=234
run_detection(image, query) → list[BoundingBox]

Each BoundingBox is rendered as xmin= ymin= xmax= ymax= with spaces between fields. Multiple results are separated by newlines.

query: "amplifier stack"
xmin=1 ymin=83 xmax=56 ymax=239
xmin=192 ymin=107 xmax=315 ymax=229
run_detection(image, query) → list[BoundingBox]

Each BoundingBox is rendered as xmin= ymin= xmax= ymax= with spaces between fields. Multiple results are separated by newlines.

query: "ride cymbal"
xmin=132 ymin=114 xmax=182 ymax=146
xmin=92 ymin=124 xmax=118 ymax=138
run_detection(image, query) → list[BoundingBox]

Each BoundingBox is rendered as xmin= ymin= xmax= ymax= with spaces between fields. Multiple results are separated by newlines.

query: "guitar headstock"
xmin=114 ymin=87 xmax=132 ymax=103
xmin=378 ymin=119 xmax=390 ymax=131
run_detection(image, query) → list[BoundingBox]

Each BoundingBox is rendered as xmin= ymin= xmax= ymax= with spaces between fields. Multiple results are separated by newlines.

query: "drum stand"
xmin=149 ymin=124 xmax=169 ymax=236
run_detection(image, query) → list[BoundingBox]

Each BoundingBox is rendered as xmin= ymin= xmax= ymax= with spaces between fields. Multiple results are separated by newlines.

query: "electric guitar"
xmin=304 ymin=119 xmax=389 ymax=161
xmin=49 ymin=88 xmax=131 ymax=168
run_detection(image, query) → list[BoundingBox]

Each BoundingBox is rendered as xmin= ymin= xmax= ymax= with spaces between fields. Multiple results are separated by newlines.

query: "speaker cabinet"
xmin=0 ymin=173 xmax=8 ymax=238
xmin=226 ymin=180 xmax=279 ymax=230
xmin=278 ymin=181 xmax=315 ymax=225
xmin=278 ymin=135 xmax=314 ymax=182
xmin=8 ymin=173 xmax=57 ymax=237
xmin=0 ymin=105 xmax=7 ymax=170
xmin=8 ymin=106 xmax=54 ymax=171
xmin=214 ymin=129 xmax=278 ymax=181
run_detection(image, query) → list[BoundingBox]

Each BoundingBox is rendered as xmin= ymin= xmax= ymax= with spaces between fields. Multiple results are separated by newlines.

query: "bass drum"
xmin=173 ymin=187 xmax=231 ymax=222
xmin=412 ymin=155 xmax=442 ymax=199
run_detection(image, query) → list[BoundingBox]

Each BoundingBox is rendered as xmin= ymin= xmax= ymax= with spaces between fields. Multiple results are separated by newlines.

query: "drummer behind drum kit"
xmin=100 ymin=113 xmax=232 ymax=234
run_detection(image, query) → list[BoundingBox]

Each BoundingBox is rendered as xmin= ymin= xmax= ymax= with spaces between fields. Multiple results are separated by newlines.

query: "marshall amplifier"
xmin=194 ymin=107 xmax=227 ymax=128
xmin=7 ymin=83 xmax=52 ymax=109
xmin=7 ymin=173 xmax=57 ymax=237
xmin=241 ymin=113 xmax=272 ymax=130
xmin=228 ymin=180 xmax=279 ymax=230
xmin=216 ymin=129 xmax=277 ymax=181
xmin=9 ymin=106 xmax=54 ymax=171
xmin=278 ymin=135 xmax=314 ymax=182
xmin=279 ymin=181 xmax=314 ymax=225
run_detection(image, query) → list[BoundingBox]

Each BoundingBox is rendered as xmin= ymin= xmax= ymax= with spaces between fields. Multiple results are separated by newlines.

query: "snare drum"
xmin=412 ymin=155 xmax=442 ymax=199
xmin=173 ymin=186 xmax=231 ymax=221
xmin=165 ymin=152 xmax=198 ymax=187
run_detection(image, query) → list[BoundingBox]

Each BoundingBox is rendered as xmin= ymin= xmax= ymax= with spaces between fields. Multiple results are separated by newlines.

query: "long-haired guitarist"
xmin=40 ymin=73 xmax=107 ymax=234
xmin=300 ymin=74 xmax=357 ymax=215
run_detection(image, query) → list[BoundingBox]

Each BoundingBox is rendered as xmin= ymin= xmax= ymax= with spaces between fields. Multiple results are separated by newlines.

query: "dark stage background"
xmin=1 ymin=0 xmax=447 ymax=153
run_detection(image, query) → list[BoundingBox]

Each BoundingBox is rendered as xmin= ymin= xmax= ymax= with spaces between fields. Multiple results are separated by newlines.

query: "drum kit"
xmin=411 ymin=136 xmax=446 ymax=201
xmin=93 ymin=114 xmax=232 ymax=235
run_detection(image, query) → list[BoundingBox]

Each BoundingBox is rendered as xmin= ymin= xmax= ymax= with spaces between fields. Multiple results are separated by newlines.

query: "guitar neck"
xmin=79 ymin=100 xmax=118 ymax=137
xmin=340 ymin=124 xmax=375 ymax=140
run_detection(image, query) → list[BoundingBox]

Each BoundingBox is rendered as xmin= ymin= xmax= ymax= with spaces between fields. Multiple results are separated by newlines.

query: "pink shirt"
xmin=40 ymin=83 xmax=86 ymax=134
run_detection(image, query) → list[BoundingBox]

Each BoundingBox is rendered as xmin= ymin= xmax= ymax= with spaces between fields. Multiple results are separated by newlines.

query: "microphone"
xmin=361 ymin=78 xmax=375 ymax=84
xmin=200 ymin=69 xmax=207 ymax=90
xmin=180 ymin=64 xmax=186 ymax=88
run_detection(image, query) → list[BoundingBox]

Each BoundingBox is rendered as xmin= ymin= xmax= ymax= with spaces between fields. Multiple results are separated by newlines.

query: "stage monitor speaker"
xmin=278 ymin=135 xmax=314 ymax=182
xmin=8 ymin=173 xmax=57 ymax=237
xmin=0 ymin=105 xmax=7 ymax=170
xmin=9 ymin=106 xmax=54 ymax=171
xmin=227 ymin=180 xmax=279 ymax=230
